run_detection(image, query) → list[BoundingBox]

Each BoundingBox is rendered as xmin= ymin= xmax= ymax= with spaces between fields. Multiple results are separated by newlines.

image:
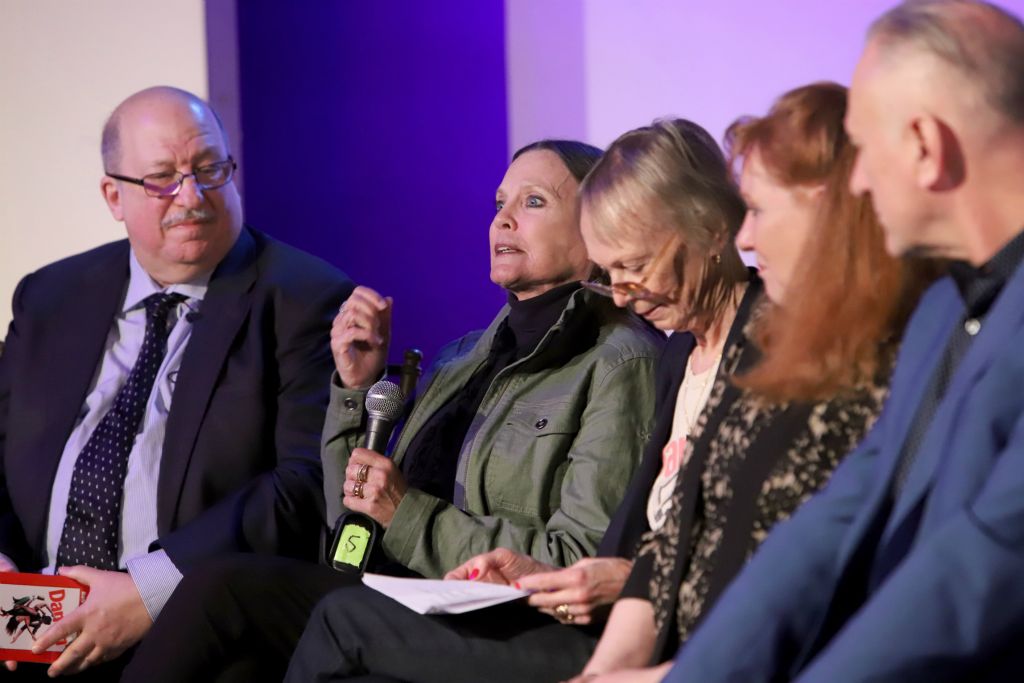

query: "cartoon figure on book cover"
xmin=1 ymin=596 xmax=53 ymax=643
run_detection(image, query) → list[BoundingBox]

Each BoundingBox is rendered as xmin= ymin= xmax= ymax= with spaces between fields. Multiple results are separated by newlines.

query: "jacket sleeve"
xmin=662 ymin=410 xmax=887 ymax=683
xmin=788 ymin=407 xmax=1024 ymax=683
xmin=598 ymin=335 xmax=690 ymax=558
xmin=380 ymin=353 xmax=659 ymax=578
xmin=321 ymin=379 xmax=369 ymax=525
xmin=619 ymin=543 xmax=656 ymax=599
xmin=320 ymin=338 xmax=465 ymax=527
xmin=0 ymin=276 xmax=35 ymax=569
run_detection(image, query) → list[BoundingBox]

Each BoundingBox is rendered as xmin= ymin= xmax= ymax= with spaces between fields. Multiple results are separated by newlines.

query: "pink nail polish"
xmin=469 ymin=569 xmax=479 ymax=580
xmin=513 ymin=582 xmax=521 ymax=589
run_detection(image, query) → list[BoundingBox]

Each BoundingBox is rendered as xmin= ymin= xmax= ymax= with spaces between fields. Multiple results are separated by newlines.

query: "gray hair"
xmin=869 ymin=0 xmax=1024 ymax=122
xmin=100 ymin=113 xmax=123 ymax=172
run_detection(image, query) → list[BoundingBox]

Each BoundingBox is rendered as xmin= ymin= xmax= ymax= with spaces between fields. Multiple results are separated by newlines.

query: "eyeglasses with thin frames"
xmin=105 ymin=157 xmax=237 ymax=198
xmin=582 ymin=232 xmax=683 ymax=306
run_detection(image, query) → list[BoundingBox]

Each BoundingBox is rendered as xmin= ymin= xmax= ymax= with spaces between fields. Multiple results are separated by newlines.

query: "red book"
xmin=0 ymin=573 xmax=88 ymax=663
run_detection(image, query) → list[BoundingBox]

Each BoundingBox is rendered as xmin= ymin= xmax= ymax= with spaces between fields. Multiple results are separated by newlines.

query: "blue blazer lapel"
xmin=884 ymin=264 xmax=1024 ymax=540
xmin=828 ymin=280 xmax=959 ymax=570
xmin=885 ymin=264 xmax=1024 ymax=537
xmin=156 ymin=229 xmax=257 ymax=532
xmin=24 ymin=243 xmax=129 ymax=553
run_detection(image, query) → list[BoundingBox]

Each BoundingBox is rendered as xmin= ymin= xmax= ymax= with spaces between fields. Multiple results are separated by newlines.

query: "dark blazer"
xmin=0 ymin=227 xmax=354 ymax=572
xmin=599 ymin=272 xmax=762 ymax=558
xmin=665 ymin=265 xmax=1024 ymax=682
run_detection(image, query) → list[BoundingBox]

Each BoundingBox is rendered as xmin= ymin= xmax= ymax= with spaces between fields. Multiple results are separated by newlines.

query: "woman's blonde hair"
xmin=580 ymin=119 xmax=748 ymax=333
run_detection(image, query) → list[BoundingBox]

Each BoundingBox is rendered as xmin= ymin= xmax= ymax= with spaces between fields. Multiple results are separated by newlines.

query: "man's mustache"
xmin=162 ymin=209 xmax=215 ymax=229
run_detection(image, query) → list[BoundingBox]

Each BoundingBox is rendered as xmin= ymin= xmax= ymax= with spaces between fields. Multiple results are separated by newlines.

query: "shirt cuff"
xmin=125 ymin=549 xmax=183 ymax=621
xmin=327 ymin=372 xmax=370 ymax=432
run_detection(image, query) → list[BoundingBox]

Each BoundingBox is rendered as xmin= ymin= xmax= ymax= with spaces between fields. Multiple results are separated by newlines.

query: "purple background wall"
xmin=229 ymin=1 xmax=509 ymax=367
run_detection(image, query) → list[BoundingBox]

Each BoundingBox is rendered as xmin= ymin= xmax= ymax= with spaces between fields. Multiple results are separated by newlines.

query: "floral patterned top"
xmin=620 ymin=315 xmax=893 ymax=662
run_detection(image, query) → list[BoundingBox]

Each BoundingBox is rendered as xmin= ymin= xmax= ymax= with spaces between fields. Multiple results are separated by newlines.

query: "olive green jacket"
xmin=321 ymin=288 xmax=664 ymax=577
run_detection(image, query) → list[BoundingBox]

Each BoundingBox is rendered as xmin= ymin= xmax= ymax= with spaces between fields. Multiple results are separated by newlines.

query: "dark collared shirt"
xmin=887 ymin=227 xmax=1024 ymax=501
xmin=948 ymin=228 xmax=1024 ymax=330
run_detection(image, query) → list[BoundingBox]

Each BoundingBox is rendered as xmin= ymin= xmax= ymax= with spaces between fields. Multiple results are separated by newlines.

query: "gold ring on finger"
xmin=555 ymin=603 xmax=572 ymax=620
xmin=353 ymin=481 xmax=365 ymax=499
xmin=357 ymin=464 xmax=370 ymax=483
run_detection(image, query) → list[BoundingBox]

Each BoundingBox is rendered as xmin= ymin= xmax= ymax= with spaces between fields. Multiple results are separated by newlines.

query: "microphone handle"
xmin=328 ymin=415 xmax=397 ymax=574
xmin=363 ymin=417 xmax=394 ymax=454
xmin=329 ymin=511 xmax=378 ymax=574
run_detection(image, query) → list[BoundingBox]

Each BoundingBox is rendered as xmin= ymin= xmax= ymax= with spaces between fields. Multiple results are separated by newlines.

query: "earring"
xmin=712 ymin=253 xmax=722 ymax=265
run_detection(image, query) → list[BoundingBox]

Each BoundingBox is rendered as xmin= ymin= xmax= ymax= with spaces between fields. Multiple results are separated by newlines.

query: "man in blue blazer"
xmin=663 ymin=2 xmax=1024 ymax=682
xmin=0 ymin=86 xmax=353 ymax=677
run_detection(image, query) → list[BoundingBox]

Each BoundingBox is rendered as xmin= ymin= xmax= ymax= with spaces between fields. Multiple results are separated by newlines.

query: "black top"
xmin=948 ymin=228 xmax=1024 ymax=318
xmin=401 ymin=282 xmax=580 ymax=503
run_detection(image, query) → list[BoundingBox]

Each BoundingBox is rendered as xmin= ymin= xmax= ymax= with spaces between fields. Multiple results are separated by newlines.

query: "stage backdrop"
xmin=228 ymin=0 xmax=509 ymax=369
xmin=5 ymin=0 xmax=1024 ymax=366
xmin=0 ymin=0 xmax=207 ymax=346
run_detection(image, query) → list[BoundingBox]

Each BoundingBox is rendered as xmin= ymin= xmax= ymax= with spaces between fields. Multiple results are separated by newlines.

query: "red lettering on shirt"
xmin=660 ymin=436 xmax=687 ymax=477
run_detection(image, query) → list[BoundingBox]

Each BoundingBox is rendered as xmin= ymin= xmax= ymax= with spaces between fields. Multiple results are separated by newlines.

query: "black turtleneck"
xmin=401 ymin=281 xmax=581 ymax=504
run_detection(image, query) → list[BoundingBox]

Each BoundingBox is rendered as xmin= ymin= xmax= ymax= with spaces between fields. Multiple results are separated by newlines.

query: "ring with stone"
xmin=353 ymin=481 xmax=365 ymax=499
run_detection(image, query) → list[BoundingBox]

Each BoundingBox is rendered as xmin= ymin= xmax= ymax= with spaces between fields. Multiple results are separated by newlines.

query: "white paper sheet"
xmin=362 ymin=573 xmax=530 ymax=615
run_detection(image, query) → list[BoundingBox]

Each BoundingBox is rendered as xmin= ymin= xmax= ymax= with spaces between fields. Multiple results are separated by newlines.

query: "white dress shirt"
xmin=41 ymin=251 xmax=209 ymax=619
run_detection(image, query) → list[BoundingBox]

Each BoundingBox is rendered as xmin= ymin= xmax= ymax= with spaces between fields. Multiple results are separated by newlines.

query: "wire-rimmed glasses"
xmin=582 ymin=233 xmax=682 ymax=306
xmin=106 ymin=157 xmax=237 ymax=198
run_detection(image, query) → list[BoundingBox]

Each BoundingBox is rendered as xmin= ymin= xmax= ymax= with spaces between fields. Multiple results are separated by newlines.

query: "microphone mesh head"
xmin=365 ymin=380 xmax=405 ymax=421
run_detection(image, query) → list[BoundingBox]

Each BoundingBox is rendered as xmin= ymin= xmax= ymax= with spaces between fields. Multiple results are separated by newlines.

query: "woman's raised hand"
xmin=331 ymin=286 xmax=393 ymax=390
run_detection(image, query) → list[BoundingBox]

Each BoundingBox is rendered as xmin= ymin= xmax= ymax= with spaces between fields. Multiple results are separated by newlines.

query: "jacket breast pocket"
xmin=486 ymin=399 xmax=581 ymax=518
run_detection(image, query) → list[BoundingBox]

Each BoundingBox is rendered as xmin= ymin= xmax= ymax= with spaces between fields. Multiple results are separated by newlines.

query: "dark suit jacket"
xmin=665 ymin=265 xmax=1024 ymax=682
xmin=0 ymin=227 xmax=354 ymax=572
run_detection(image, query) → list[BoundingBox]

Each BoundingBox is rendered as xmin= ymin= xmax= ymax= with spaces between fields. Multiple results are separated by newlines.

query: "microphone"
xmin=397 ymin=349 xmax=423 ymax=403
xmin=363 ymin=380 xmax=405 ymax=454
xmin=329 ymin=379 xmax=405 ymax=574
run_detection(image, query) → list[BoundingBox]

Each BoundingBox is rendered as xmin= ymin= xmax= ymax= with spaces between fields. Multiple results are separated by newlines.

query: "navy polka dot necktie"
xmin=57 ymin=292 xmax=186 ymax=570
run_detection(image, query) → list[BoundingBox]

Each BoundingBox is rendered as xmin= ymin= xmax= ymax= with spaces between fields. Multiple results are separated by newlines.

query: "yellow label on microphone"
xmin=334 ymin=523 xmax=372 ymax=568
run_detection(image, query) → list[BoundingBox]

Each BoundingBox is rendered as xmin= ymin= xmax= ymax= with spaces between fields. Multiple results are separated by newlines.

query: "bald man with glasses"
xmin=0 ymin=86 xmax=353 ymax=679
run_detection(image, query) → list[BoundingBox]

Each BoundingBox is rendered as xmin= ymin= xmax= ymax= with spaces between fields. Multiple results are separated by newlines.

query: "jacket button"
xmin=343 ymin=398 xmax=358 ymax=411
xmin=535 ymin=418 xmax=548 ymax=430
